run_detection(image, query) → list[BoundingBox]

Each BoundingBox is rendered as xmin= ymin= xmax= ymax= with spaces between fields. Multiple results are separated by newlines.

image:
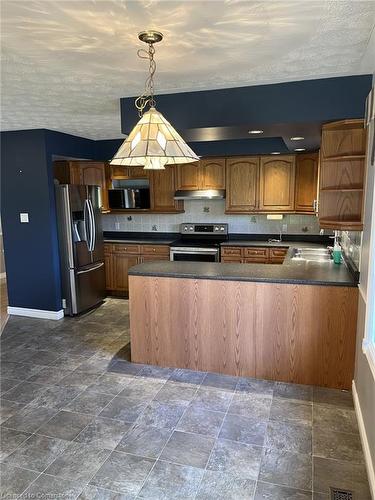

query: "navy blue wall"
xmin=1 ymin=129 xmax=97 ymax=312
xmin=120 ymin=75 xmax=372 ymax=133
xmin=1 ymin=130 xmax=62 ymax=310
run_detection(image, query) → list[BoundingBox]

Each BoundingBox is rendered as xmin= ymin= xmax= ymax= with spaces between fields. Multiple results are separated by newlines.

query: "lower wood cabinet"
xmin=104 ymin=243 xmax=170 ymax=294
xmin=221 ymin=246 xmax=287 ymax=264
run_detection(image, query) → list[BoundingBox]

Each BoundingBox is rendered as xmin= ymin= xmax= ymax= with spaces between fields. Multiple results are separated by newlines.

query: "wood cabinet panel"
xmin=141 ymin=245 xmax=170 ymax=256
xmin=295 ymin=153 xmax=319 ymax=213
xmin=113 ymin=254 xmax=140 ymax=292
xmin=225 ymin=157 xmax=259 ymax=213
xmin=54 ymin=160 xmax=110 ymax=212
xmin=113 ymin=244 xmax=140 ymax=254
xmin=259 ymin=156 xmax=295 ymax=211
xmin=111 ymin=166 xmax=128 ymax=179
xmin=130 ymin=277 xmax=358 ymax=388
xmin=200 ymin=158 xmax=226 ymax=189
xmin=221 ymin=247 xmax=243 ymax=257
xmin=176 ymin=163 xmax=200 ymax=190
xmin=243 ymin=247 xmax=269 ymax=258
xmin=151 ymin=166 xmax=183 ymax=212
xmin=269 ymin=247 xmax=288 ymax=264
xmin=104 ymin=253 xmax=114 ymax=290
xmin=221 ymin=256 xmax=243 ymax=263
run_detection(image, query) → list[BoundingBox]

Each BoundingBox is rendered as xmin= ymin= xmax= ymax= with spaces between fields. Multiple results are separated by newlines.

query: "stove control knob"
xmin=214 ymin=226 xmax=219 ymax=232
xmin=189 ymin=226 xmax=194 ymax=231
xmin=220 ymin=226 xmax=225 ymax=231
xmin=183 ymin=226 xmax=188 ymax=231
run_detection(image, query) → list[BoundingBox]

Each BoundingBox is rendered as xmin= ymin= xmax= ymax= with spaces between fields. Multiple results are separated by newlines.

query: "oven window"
xmin=172 ymin=253 xmax=218 ymax=262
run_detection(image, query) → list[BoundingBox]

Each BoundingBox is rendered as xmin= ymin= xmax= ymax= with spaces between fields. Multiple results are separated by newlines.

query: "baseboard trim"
xmin=7 ymin=306 xmax=64 ymax=320
xmin=352 ymin=380 xmax=375 ymax=499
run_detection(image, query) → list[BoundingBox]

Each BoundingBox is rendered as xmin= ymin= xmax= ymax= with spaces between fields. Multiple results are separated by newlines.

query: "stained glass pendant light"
xmin=110 ymin=30 xmax=199 ymax=170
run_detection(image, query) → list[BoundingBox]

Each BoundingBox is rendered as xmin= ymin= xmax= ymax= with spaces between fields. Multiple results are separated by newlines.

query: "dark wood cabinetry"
xmin=104 ymin=243 xmax=170 ymax=295
xmin=258 ymin=156 xmax=295 ymax=211
xmin=319 ymin=120 xmax=366 ymax=230
xmin=176 ymin=158 xmax=225 ymax=191
xmin=225 ymin=157 xmax=259 ymax=213
xmin=295 ymin=153 xmax=319 ymax=213
xmin=221 ymin=246 xmax=287 ymax=264
xmin=54 ymin=160 xmax=110 ymax=212
xmin=151 ymin=167 xmax=183 ymax=212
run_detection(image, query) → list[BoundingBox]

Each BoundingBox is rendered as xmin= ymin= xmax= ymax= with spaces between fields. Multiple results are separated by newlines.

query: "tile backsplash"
xmin=103 ymin=200 xmax=322 ymax=235
xmin=340 ymin=230 xmax=362 ymax=269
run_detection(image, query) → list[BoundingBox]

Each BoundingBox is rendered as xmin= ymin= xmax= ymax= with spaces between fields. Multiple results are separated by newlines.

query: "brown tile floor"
xmin=0 ymin=298 xmax=371 ymax=499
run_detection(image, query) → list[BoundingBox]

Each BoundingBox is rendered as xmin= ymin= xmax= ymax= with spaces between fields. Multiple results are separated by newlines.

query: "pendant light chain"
xmin=135 ymin=42 xmax=157 ymax=116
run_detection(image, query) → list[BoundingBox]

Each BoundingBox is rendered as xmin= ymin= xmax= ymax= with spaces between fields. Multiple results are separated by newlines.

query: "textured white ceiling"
xmin=1 ymin=0 xmax=374 ymax=139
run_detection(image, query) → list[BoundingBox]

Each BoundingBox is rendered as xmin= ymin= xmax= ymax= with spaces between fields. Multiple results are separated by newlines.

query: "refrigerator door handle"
xmin=76 ymin=262 xmax=104 ymax=275
xmin=84 ymin=199 xmax=91 ymax=252
xmin=88 ymin=199 xmax=96 ymax=252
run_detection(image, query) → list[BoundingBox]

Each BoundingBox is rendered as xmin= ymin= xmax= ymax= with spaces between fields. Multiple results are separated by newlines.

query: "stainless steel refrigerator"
xmin=55 ymin=184 xmax=106 ymax=316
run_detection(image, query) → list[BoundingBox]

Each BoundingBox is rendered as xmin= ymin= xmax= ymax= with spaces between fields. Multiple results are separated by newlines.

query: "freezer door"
xmin=71 ymin=261 xmax=106 ymax=315
xmin=87 ymin=185 xmax=104 ymax=264
xmin=69 ymin=185 xmax=93 ymax=268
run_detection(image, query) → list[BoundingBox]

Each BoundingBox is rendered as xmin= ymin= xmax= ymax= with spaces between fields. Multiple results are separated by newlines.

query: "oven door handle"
xmin=170 ymin=248 xmax=219 ymax=253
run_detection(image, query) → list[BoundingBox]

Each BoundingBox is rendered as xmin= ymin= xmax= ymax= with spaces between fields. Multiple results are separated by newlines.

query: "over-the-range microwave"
xmin=108 ymin=188 xmax=151 ymax=209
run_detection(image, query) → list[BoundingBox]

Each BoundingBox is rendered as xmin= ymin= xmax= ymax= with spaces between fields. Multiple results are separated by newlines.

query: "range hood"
xmin=174 ymin=189 xmax=226 ymax=200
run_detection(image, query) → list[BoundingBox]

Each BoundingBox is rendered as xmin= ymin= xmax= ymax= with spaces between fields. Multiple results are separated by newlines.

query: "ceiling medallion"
xmin=110 ymin=30 xmax=199 ymax=170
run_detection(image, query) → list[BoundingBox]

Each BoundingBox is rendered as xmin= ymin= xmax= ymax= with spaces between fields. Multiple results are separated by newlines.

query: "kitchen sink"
xmin=291 ymin=247 xmax=332 ymax=263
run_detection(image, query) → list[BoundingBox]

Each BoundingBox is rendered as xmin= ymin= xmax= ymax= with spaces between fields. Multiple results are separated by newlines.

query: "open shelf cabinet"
xmin=319 ymin=119 xmax=366 ymax=230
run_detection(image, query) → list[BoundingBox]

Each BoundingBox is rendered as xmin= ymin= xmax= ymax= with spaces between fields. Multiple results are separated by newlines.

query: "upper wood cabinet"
xmin=200 ymin=158 xmax=226 ymax=189
xmin=151 ymin=166 xmax=183 ymax=212
xmin=54 ymin=160 xmax=110 ymax=212
xmin=319 ymin=119 xmax=366 ymax=230
xmin=258 ymin=156 xmax=296 ymax=211
xmin=225 ymin=157 xmax=259 ymax=213
xmin=295 ymin=153 xmax=319 ymax=213
xmin=176 ymin=162 xmax=200 ymax=190
xmin=110 ymin=165 xmax=149 ymax=179
xmin=176 ymin=158 xmax=225 ymax=190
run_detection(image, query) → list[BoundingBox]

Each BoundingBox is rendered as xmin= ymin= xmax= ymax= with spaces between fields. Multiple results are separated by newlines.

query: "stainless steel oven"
xmin=170 ymin=223 xmax=228 ymax=262
xmin=170 ymin=246 xmax=220 ymax=262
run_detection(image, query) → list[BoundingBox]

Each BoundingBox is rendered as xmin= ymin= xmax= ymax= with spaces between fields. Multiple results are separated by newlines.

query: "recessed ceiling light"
xmin=248 ymin=130 xmax=264 ymax=134
xmin=290 ymin=136 xmax=305 ymax=141
xmin=294 ymin=148 xmax=306 ymax=152
xmin=271 ymin=151 xmax=281 ymax=155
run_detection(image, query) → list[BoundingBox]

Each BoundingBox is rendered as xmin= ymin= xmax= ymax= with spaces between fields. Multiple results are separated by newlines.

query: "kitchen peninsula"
xmin=128 ymin=248 xmax=358 ymax=390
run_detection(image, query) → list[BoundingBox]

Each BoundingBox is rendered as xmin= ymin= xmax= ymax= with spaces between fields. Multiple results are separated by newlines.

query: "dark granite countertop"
xmin=128 ymin=260 xmax=357 ymax=286
xmin=129 ymin=240 xmax=357 ymax=287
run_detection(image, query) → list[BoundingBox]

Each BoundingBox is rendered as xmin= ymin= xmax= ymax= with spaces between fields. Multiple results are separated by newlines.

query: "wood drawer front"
xmin=104 ymin=243 xmax=113 ymax=254
xmin=243 ymin=257 xmax=268 ymax=264
xmin=221 ymin=256 xmax=243 ymax=263
xmin=221 ymin=247 xmax=243 ymax=257
xmin=113 ymin=244 xmax=141 ymax=254
xmin=269 ymin=248 xmax=288 ymax=258
xmin=243 ymin=247 xmax=269 ymax=258
xmin=141 ymin=245 xmax=170 ymax=256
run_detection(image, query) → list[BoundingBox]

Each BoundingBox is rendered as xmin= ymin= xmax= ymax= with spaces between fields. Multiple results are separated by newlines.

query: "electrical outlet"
xmin=203 ymin=206 xmax=210 ymax=213
xmin=282 ymin=224 xmax=287 ymax=232
xmin=115 ymin=222 xmax=120 ymax=230
xmin=250 ymin=216 xmax=257 ymax=223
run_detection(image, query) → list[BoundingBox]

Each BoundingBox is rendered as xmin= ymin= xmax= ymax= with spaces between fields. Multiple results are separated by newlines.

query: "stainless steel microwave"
xmin=108 ymin=188 xmax=151 ymax=209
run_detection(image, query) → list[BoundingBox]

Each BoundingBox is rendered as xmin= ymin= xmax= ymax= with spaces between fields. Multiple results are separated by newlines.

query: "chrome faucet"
xmin=268 ymin=226 xmax=282 ymax=243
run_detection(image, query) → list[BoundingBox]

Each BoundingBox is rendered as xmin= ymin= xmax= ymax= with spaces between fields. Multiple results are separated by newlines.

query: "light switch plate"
xmin=20 ymin=213 xmax=29 ymax=223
